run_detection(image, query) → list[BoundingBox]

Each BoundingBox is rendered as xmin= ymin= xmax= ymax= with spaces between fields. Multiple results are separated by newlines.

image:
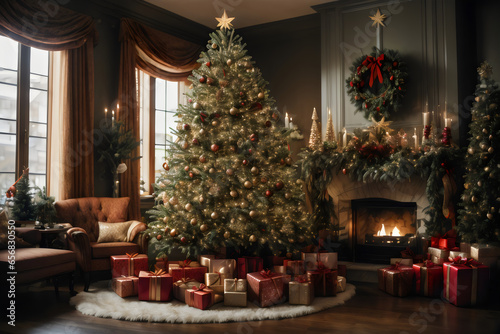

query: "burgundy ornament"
xmin=183 ymin=124 xmax=190 ymax=130
xmin=275 ymin=181 xmax=284 ymax=190
xmin=199 ymin=76 xmax=206 ymax=83
xmin=265 ymin=190 xmax=273 ymax=197
xmin=211 ymin=144 xmax=220 ymax=152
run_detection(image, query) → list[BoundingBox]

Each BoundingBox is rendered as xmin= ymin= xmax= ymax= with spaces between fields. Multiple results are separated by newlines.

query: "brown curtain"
xmin=0 ymin=0 xmax=97 ymax=199
xmin=118 ymin=18 xmax=202 ymax=219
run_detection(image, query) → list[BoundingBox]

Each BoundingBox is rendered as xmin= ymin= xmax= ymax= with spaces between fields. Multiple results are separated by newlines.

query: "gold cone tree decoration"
xmin=325 ymin=109 xmax=336 ymax=142
xmin=309 ymin=107 xmax=322 ymax=150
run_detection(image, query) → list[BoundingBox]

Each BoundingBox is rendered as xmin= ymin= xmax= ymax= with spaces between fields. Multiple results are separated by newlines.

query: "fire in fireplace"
xmin=352 ymin=198 xmax=417 ymax=263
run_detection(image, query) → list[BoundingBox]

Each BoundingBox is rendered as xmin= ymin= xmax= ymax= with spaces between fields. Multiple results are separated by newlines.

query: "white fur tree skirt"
xmin=69 ymin=280 xmax=356 ymax=323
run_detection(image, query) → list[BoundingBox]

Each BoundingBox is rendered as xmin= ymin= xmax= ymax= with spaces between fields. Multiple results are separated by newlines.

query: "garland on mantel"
xmin=298 ymin=141 xmax=462 ymax=238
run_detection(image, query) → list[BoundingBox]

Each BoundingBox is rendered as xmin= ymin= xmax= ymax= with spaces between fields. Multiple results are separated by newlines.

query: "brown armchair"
xmin=55 ymin=197 xmax=149 ymax=291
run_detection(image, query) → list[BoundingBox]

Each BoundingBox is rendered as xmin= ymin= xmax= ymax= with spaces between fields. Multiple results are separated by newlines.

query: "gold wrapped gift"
xmin=336 ymin=276 xmax=347 ymax=293
xmin=205 ymin=272 xmax=230 ymax=294
xmin=224 ymin=291 xmax=247 ymax=307
xmin=173 ymin=279 xmax=201 ymax=303
xmin=288 ymin=281 xmax=314 ymax=305
xmin=224 ymin=278 xmax=247 ymax=292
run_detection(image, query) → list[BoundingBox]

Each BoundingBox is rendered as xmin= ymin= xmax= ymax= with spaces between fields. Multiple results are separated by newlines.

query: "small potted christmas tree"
xmin=34 ymin=186 xmax=57 ymax=228
xmin=9 ymin=168 xmax=36 ymax=225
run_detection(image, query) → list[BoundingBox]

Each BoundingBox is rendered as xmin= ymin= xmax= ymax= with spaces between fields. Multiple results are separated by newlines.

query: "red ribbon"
xmin=423 ymin=260 xmax=434 ymax=268
xmin=179 ymin=259 xmax=192 ymax=268
xmin=193 ymin=283 xmax=207 ymax=291
xmin=126 ymin=253 xmax=138 ymax=258
xmin=362 ymin=54 xmax=385 ymax=87
xmin=295 ymin=276 xmax=308 ymax=283
xmin=260 ymin=269 xmax=277 ymax=278
xmin=200 ymin=112 xmax=208 ymax=123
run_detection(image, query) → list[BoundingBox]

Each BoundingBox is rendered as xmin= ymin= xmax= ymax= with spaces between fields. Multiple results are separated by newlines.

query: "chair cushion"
xmin=0 ymin=248 xmax=75 ymax=272
xmin=97 ymin=221 xmax=133 ymax=243
xmin=55 ymin=197 xmax=130 ymax=242
xmin=90 ymin=242 xmax=139 ymax=259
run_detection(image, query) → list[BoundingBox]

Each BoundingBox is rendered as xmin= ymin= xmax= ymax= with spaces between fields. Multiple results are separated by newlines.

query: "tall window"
xmin=138 ymin=70 xmax=185 ymax=195
xmin=0 ymin=35 xmax=49 ymax=199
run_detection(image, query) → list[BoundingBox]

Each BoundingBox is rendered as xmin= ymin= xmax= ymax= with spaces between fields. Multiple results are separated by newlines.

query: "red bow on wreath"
xmin=362 ymin=54 xmax=385 ymax=87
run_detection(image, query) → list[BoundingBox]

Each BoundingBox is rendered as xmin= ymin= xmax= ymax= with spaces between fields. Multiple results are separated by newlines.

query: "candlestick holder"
xmin=441 ymin=127 xmax=452 ymax=146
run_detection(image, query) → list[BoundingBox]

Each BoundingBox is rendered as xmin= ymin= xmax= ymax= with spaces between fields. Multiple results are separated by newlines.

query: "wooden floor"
xmin=1 ymin=280 xmax=500 ymax=334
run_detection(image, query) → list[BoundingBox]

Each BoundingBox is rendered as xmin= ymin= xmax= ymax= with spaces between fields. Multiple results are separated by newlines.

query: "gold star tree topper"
xmin=369 ymin=9 xmax=387 ymax=27
xmin=477 ymin=61 xmax=493 ymax=79
xmin=216 ymin=10 xmax=235 ymax=30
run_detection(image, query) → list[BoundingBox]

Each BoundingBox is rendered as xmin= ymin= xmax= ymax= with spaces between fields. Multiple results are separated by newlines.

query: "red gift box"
xmin=378 ymin=264 xmax=414 ymax=297
xmin=237 ymin=256 xmax=263 ymax=279
xmin=443 ymin=257 xmax=489 ymax=306
xmin=111 ymin=253 xmax=149 ymax=278
xmin=185 ymin=284 xmax=214 ymax=310
xmin=138 ymin=269 xmax=173 ymax=301
xmin=413 ymin=261 xmax=443 ymax=297
xmin=247 ymin=270 xmax=288 ymax=307
xmin=169 ymin=260 xmax=207 ymax=283
xmin=283 ymin=260 xmax=305 ymax=275
xmin=306 ymin=266 xmax=337 ymax=297
xmin=112 ymin=276 xmax=139 ymax=298
xmin=431 ymin=230 xmax=458 ymax=250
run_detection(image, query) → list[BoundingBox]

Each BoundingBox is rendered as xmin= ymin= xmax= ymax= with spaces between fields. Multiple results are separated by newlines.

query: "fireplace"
xmin=352 ymin=198 xmax=417 ymax=264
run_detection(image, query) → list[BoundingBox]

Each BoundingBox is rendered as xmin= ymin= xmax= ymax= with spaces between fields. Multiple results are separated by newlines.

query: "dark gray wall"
xmin=240 ymin=15 xmax=322 ymax=158
xmin=475 ymin=0 xmax=500 ymax=83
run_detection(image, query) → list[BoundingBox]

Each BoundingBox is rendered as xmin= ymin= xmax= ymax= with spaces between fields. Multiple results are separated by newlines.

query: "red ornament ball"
xmin=275 ymin=181 xmax=284 ymax=190
xmin=280 ymin=159 xmax=285 ymax=165
xmin=183 ymin=124 xmax=190 ymax=130
xmin=398 ymin=86 xmax=402 ymax=91
xmin=355 ymin=95 xmax=360 ymax=101
xmin=241 ymin=102 xmax=245 ymax=106
xmin=189 ymin=172 xmax=194 ymax=178
xmin=239 ymin=92 xmax=244 ymax=96
xmin=390 ymin=75 xmax=394 ymax=81
xmin=342 ymin=168 xmax=347 ymax=175
xmin=248 ymin=149 xmax=253 ymax=154
xmin=350 ymin=81 xmax=354 ymax=87
xmin=199 ymin=76 xmax=206 ymax=83
xmin=211 ymin=144 xmax=220 ymax=152
xmin=206 ymin=77 xmax=214 ymax=85
xmin=162 ymin=162 xmax=170 ymax=171
xmin=365 ymin=103 xmax=369 ymax=109
xmin=206 ymin=62 xmax=211 ymax=67
xmin=180 ymin=237 xmax=187 ymax=243
xmin=184 ymin=165 xmax=190 ymax=171
xmin=156 ymin=234 xmax=162 ymax=240
xmin=376 ymin=107 xmax=380 ymax=112
xmin=250 ymin=133 xmax=259 ymax=142
xmin=393 ymin=61 xmax=398 ymax=67
xmin=265 ymin=190 xmax=273 ymax=197
xmin=192 ymin=138 xmax=199 ymax=145
xmin=360 ymin=80 xmax=365 ymax=87
xmin=242 ymin=159 xmax=249 ymax=166
xmin=265 ymin=120 xmax=272 ymax=127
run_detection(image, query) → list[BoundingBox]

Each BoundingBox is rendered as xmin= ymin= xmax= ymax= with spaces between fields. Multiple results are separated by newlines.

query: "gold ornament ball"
xmin=226 ymin=59 xmax=232 ymax=66
xmin=289 ymin=238 xmax=295 ymax=244
xmin=209 ymin=168 xmax=216 ymax=174
xmin=249 ymin=235 xmax=257 ymax=242
xmin=240 ymin=200 xmax=249 ymax=209
xmin=199 ymin=128 xmax=206 ymax=136
xmin=478 ymin=181 xmax=482 ymax=187
xmin=199 ymin=195 xmax=205 ymax=203
xmin=230 ymin=107 xmax=238 ymax=115
xmin=226 ymin=168 xmax=234 ymax=176
xmin=193 ymin=102 xmax=201 ymax=109
xmin=485 ymin=167 xmax=490 ymax=172
xmin=487 ymin=213 xmax=493 ymax=220
xmin=200 ymin=224 xmax=208 ymax=232
xmin=298 ymin=235 xmax=305 ymax=243
xmin=182 ymin=142 xmax=189 ymax=150
xmin=163 ymin=216 xmax=169 ymax=223
xmin=212 ymin=120 xmax=219 ymax=126
xmin=190 ymin=218 xmax=197 ymax=226
xmin=230 ymin=190 xmax=238 ymax=198
xmin=169 ymin=197 xmax=178 ymax=205
xmin=472 ymin=196 xmax=477 ymax=203
xmin=285 ymin=157 xmax=292 ymax=165
xmin=170 ymin=229 xmax=177 ymax=237
xmin=211 ymin=211 xmax=219 ymax=219
xmin=224 ymin=231 xmax=230 ymax=239
xmin=251 ymin=166 xmax=259 ymax=175
xmin=258 ymin=92 xmax=265 ymax=99
xmin=480 ymin=142 xmax=488 ymax=150
xmin=244 ymin=180 xmax=252 ymax=188
xmin=185 ymin=203 xmax=193 ymax=211
xmin=249 ymin=210 xmax=257 ymax=218
xmin=483 ymin=128 xmax=488 ymax=134
xmin=230 ymin=218 xmax=236 ymax=224
xmin=488 ymin=147 xmax=494 ymax=154
xmin=464 ymin=183 xmax=469 ymax=190
xmin=468 ymin=148 xmax=474 ymax=155
xmin=285 ymin=192 xmax=292 ymax=199
xmin=244 ymin=61 xmax=252 ymax=68
xmin=211 ymin=43 xmax=217 ymax=49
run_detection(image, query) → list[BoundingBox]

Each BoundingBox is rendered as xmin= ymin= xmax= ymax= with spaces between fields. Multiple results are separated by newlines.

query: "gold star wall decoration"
xmin=369 ymin=8 xmax=387 ymax=27
xmin=216 ymin=9 xmax=235 ymax=30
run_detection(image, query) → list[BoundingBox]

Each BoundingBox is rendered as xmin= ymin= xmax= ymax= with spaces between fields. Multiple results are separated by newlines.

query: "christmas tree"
xmin=11 ymin=169 xmax=36 ymax=221
xmin=458 ymin=62 xmax=500 ymax=243
xmin=146 ymin=12 xmax=312 ymax=258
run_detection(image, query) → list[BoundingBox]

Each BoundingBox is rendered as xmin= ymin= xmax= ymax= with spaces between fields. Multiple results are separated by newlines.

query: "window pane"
xmin=166 ymin=111 xmax=177 ymax=143
xmin=30 ymin=89 xmax=48 ymax=123
xmin=30 ymin=122 xmax=47 ymax=137
xmin=30 ymin=74 xmax=48 ymax=90
xmin=28 ymin=137 xmax=46 ymax=174
xmin=155 ymin=110 xmax=166 ymax=145
xmin=0 ymin=36 xmax=18 ymax=71
xmin=154 ymin=145 xmax=166 ymax=178
xmin=0 ymin=83 xmax=17 ymax=120
xmin=0 ymin=172 xmax=15 ymax=205
xmin=29 ymin=174 xmax=46 ymax=190
xmin=155 ymin=79 xmax=166 ymax=110
xmin=166 ymin=81 xmax=178 ymax=111
xmin=0 ymin=134 xmax=16 ymax=172
xmin=0 ymin=69 xmax=18 ymax=85
xmin=0 ymin=120 xmax=16 ymax=134
xmin=30 ymin=48 xmax=49 ymax=76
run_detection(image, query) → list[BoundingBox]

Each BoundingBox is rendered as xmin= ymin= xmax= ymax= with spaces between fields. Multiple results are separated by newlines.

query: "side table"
xmin=39 ymin=225 xmax=71 ymax=249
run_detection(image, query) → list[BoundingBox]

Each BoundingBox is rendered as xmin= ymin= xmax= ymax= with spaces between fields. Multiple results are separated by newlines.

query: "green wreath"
xmin=346 ymin=47 xmax=407 ymax=121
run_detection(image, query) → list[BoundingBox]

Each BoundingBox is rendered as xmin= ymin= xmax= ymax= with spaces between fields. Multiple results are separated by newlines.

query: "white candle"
xmin=423 ymin=112 xmax=429 ymax=126
xmin=444 ymin=110 xmax=447 ymax=127
xmin=414 ymin=127 xmax=418 ymax=150
xmin=289 ymin=117 xmax=293 ymax=129
xmin=105 ymin=108 xmax=108 ymax=120
xmin=285 ymin=112 xmax=289 ymax=128
xmin=116 ymin=103 xmax=119 ymax=120
xmin=447 ymin=118 xmax=452 ymax=128
xmin=112 ymin=110 xmax=115 ymax=125
xmin=343 ymin=128 xmax=347 ymax=146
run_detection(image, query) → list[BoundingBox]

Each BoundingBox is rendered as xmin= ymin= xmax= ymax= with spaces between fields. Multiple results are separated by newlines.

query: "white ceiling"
xmin=144 ymin=0 xmax=335 ymax=28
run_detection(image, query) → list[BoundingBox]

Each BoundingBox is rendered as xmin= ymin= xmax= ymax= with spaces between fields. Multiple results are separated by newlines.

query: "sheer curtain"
xmin=47 ymin=50 xmax=68 ymax=200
